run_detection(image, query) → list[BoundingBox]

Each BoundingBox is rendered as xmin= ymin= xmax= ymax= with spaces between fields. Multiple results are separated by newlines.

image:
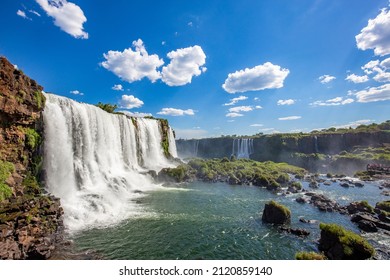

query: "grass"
xmin=267 ymin=200 xmax=291 ymax=217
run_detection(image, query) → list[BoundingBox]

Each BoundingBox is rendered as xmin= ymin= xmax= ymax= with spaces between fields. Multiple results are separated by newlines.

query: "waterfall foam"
xmin=232 ymin=138 xmax=254 ymax=159
xmin=42 ymin=94 xmax=176 ymax=231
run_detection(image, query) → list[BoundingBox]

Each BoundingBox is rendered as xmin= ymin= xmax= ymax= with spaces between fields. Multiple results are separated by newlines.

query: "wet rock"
xmin=354 ymin=182 xmax=364 ymax=187
xmin=299 ymin=217 xmax=317 ymax=224
xmin=295 ymin=196 xmax=307 ymax=204
xmin=309 ymin=180 xmax=318 ymax=188
xmin=340 ymin=182 xmax=351 ymax=188
xmin=280 ymin=226 xmax=310 ymax=237
xmin=262 ymin=201 xmax=291 ymax=224
xmin=347 ymin=201 xmax=374 ymax=215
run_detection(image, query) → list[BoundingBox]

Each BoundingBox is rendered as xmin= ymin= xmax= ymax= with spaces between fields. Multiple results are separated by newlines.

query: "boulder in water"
xmin=262 ymin=201 xmax=291 ymax=224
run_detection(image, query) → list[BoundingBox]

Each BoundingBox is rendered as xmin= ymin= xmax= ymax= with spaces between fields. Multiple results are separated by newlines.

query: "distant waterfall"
xmin=193 ymin=140 xmax=199 ymax=157
xmin=168 ymin=128 xmax=178 ymax=158
xmin=314 ymin=136 xmax=319 ymax=153
xmin=42 ymin=94 xmax=176 ymax=231
xmin=232 ymin=138 xmax=254 ymax=159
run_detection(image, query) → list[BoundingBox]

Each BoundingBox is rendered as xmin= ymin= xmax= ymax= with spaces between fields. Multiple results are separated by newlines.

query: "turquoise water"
xmin=72 ymin=179 xmax=388 ymax=259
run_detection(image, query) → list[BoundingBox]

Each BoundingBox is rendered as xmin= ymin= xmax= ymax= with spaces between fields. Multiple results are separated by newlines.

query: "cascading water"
xmin=42 ymin=94 xmax=176 ymax=231
xmin=232 ymin=138 xmax=254 ymax=159
xmin=314 ymin=136 xmax=319 ymax=153
xmin=168 ymin=128 xmax=178 ymax=158
xmin=193 ymin=140 xmax=199 ymax=157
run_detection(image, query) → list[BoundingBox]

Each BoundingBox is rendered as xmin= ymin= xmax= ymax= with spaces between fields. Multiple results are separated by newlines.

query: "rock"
xmin=381 ymin=190 xmax=390 ymax=196
xmin=262 ymin=201 xmax=291 ymax=224
xmin=357 ymin=220 xmax=378 ymax=232
xmin=323 ymin=181 xmax=332 ymax=186
xmin=347 ymin=201 xmax=374 ymax=215
xmin=280 ymin=226 xmax=310 ymax=237
xmin=296 ymin=196 xmax=307 ymax=204
xmin=309 ymin=180 xmax=318 ymax=188
xmin=306 ymin=193 xmax=340 ymax=212
xmin=228 ymin=175 xmax=240 ymax=185
xmin=340 ymin=182 xmax=350 ymax=188
xmin=299 ymin=217 xmax=317 ymax=224
xmin=354 ymin=182 xmax=364 ymax=187
xmin=319 ymin=223 xmax=375 ymax=260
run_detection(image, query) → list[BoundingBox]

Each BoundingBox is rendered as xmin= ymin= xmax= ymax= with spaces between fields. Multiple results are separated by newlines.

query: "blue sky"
xmin=1 ymin=0 xmax=390 ymax=139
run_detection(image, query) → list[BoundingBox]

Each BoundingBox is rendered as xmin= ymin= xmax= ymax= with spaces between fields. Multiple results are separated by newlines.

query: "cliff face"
xmin=0 ymin=57 xmax=63 ymax=259
xmin=176 ymin=131 xmax=390 ymax=174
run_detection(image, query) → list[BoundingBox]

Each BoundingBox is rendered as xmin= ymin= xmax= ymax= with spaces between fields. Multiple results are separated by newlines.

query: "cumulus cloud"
xmin=223 ymin=95 xmax=248 ymax=106
xmin=277 ymin=99 xmax=295 ymax=105
xmin=157 ymin=108 xmax=195 ymax=116
xmin=333 ymin=119 xmax=374 ymax=129
xmin=70 ymin=90 xmax=83 ymax=95
xmin=318 ymin=75 xmax=336 ymax=84
xmin=250 ymin=124 xmax=264 ymax=127
xmin=360 ymin=58 xmax=390 ymax=82
xmin=35 ymin=0 xmax=88 ymax=39
xmin=112 ymin=84 xmax=124 ymax=91
xmin=222 ymin=62 xmax=289 ymax=94
xmin=119 ymin=95 xmax=144 ymax=109
xmin=101 ymin=39 xmax=164 ymax=83
xmin=226 ymin=112 xmax=244 ymax=118
xmin=278 ymin=116 xmax=301 ymax=121
xmin=310 ymin=97 xmax=354 ymax=106
xmin=352 ymin=83 xmax=390 ymax=103
xmin=29 ymin=10 xmax=41 ymax=17
xmin=255 ymin=105 xmax=262 ymax=109
xmin=345 ymin=73 xmax=369 ymax=83
xmin=228 ymin=106 xmax=254 ymax=113
xmin=356 ymin=7 xmax=390 ymax=56
xmin=161 ymin=45 xmax=206 ymax=86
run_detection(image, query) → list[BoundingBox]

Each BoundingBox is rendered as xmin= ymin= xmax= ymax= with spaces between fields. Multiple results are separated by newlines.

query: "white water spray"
xmin=42 ymin=94 xmax=176 ymax=231
xmin=232 ymin=138 xmax=254 ymax=159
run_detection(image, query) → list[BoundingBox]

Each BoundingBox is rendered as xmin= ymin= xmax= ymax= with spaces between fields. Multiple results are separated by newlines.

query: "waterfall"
xmin=168 ymin=127 xmax=178 ymax=158
xmin=232 ymin=138 xmax=254 ymax=159
xmin=42 ymin=94 xmax=176 ymax=231
xmin=314 ymin=136 xmax=319 ymax=153
xmin=193 ymin=140 xmax=199 ymax=157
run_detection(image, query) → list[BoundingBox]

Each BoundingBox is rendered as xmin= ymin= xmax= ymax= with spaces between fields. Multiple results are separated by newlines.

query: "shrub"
xmin=25 ymin=128 xmax=41 ymax=150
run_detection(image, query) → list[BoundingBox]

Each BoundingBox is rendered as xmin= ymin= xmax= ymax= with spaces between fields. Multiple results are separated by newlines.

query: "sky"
xmin=1 ymin=0 xmax=390 ymax=139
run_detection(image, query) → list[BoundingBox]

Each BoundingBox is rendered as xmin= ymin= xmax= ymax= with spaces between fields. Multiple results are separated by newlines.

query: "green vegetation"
xmin=295 ymin=251 xmax=326 ymax=260
xmin=376 ymin=201 xmax=390 ymax=212
xmin=157 ymin=158 xmax=306 ymax=187
xmin=358 ymin=201 xmax=374 ymax=213
xmin=319 ymin=223 xmax=375 ymax=259
xmin=290 ymin=181 xmax=302 ymax=190
xmin=22 ymin=173 xmax=41 ymax=195
xmin=33 ymin=90 xmax=45 ymax=109
xmin=267 ymin=200 xmax=291 ymax=217
xmin=0 ymin=160 xmax=14 ymax=201
xmin=25 ymin=128 xmax=41 ymax=150
xmin=335 ymin=146 xmax=390 ymax=164
xmin=95 ymin=102 xmax=118 ymax=113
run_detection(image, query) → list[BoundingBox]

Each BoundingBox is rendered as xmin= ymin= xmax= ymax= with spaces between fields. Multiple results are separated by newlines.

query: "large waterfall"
xmin=42 ymin=94 xmax=176 ymax=231
xmin=232 ymin=138 xmax=254 ymax=159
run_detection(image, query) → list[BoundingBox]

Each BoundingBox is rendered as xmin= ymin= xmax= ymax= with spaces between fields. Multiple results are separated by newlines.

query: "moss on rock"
xmin=295 ymin=251 xmax=326 ymax=260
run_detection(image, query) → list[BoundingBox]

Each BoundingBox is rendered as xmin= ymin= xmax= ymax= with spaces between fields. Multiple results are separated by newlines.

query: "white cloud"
xmin=223 ymin=95 xmax=248 ymax=106
xmin=29 ymin=10 xmax=41 ymax=17
xmin=330 ymin=119 xmax=374 ymax=129
xmin=70 ymin=90 xmax=83 ymax=95
xmin=254 ymin=97 xmax=259 ymax=101
xmin=373 ymin=69 xmax=390 ymax=82
xmin=112 ymin=84 xmax=124 ymax=91
xmin=222 ymin=62 xmax=289 ymax=93
xmin=17 ymin=10 xmax=30 ymax=20
xmin=310 ymin=97 xmax=354 ymax=106
xmin=381 ymin=57 xmax=390 ymax=69
xmin=255 ymin=105 xmax=262 ymax=109
xmin=318 ymin=75 xmax=336 ymax=84
xmin=35 ymin=0 xmax=88 ymax=39
xmin=277 ymin=99 xmax=295 ymax=105
xmin=161 ymin=45 xmax=206 ymax=86
xmin=175 ymin=129 xmax=208 ymax=139
xmin=157 ymin=108 xmax=195 ymax=116
xmin=119 ymin=95 xmax=144 ymax=109
xmin=118 ymin=111 xmax=152 ymax=118
xmin=102 ymin=39 xmax=164 ymax=83
xmin=228 ymin=106 xmax=254 ymax=113
xmin=345 ymin=73 xmax=369 ymax=83
xmin=356 ymin=8 xmax=390 ymax=56
xmin=352 ymin=83 xmax=390 ymax=103
xmin=278 ymin=116 xmax=301 ymax=121
xmin=188 ymin=21 xmax=193 ymax=27
xmin=250 ymin=124 xmax=264 ymax=127
xmin=226 ymin=112 xmax=244 ymax=118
